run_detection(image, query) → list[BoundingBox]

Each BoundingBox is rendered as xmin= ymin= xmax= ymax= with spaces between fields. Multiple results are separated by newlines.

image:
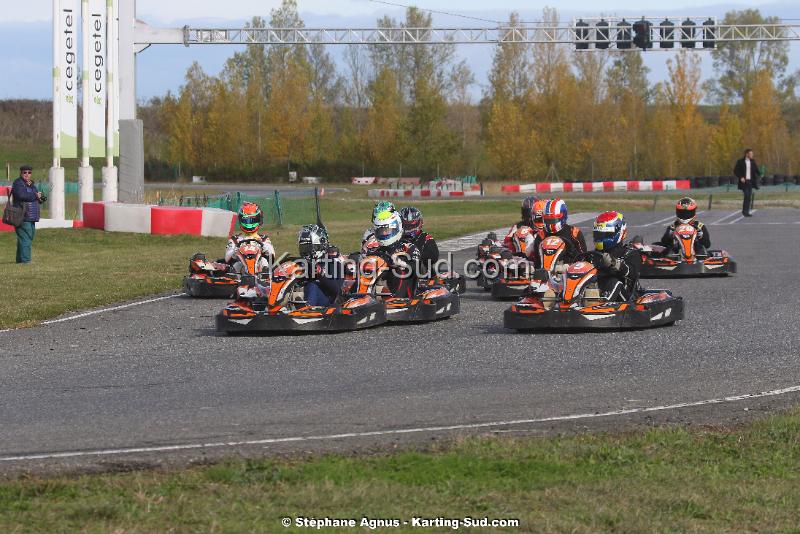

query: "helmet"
xmin=521 ymin=196 xmax=539 ymax=221
xmin=372 ymin=201 xmax=396 ymax=221
xmin=400 ymin=206 xmax=423 ymax=239
xmin=542 ymin=199 xmax=568 ymax=234
xmin=593 ymin=211 xmax=628 ymax=251
xmin=373 ymin=210 xmax=403 ymax=247
xmin=298 ymin=224 xmax=329 ymax=261
xmin=238 ymin=202 xmax=263 ymax=233
xmin=532 ymin=199 xmax=547 ymax=231
xmin=675 ymin=197 xmax=697 ymax=224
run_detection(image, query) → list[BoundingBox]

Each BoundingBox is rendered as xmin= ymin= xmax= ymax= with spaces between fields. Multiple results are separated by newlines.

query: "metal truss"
xmin=174 ymin=22 xmax=800 ymax=47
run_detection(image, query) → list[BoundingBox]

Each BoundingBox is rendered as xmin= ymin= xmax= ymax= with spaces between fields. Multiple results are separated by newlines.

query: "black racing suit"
xmin=402 ymin=231 xmax=439 ymax=275
xmin=657 ymin=220 xmax=711 ymax=254
xmin=302 ymin=248 xmax=345 ymax=306
xmin=374 ymin=241 xmax=422 ymax=298
xmin=531 ymin=224 xmax=587 ymax=267
xmin=590 ymin=244 xmax=643 ymax=302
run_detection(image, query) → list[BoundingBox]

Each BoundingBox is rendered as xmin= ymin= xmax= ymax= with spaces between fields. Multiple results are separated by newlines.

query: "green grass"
xmin=2 ymin=408 xmax=799 ymax=532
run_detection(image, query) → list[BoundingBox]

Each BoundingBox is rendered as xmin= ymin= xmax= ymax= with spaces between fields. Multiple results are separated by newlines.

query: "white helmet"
xmin=373 ymin=210 xmax=403 ymax=247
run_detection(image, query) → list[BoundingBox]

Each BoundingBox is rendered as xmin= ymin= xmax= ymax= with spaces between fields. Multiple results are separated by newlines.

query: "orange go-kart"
xmin=350 ymin=252 xmax=459 ymax=322
xmin=631 ymin=224 xmax=736 ymax=278
xmin=216 ymin=257 xmax=386 ymax=334
xmin=184 ymin=238 xmax=270 ymax=298
xmin=504 ymin=254 xmax=683 ymax=331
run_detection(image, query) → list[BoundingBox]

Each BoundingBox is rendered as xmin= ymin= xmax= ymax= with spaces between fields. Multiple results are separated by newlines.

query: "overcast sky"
xmin=2 ymin=0 xmax=798 ymax=101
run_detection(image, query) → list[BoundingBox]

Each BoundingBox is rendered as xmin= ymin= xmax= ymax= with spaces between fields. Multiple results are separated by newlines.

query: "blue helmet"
xmin=593 ymin=211 xmax=628 ymax=251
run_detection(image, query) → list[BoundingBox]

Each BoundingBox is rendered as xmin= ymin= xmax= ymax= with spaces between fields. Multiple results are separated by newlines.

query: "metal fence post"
xmin=274 ymin=190 xmax=283 ymax=226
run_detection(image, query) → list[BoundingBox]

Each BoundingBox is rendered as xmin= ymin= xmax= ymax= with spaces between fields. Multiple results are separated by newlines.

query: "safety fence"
xmin=156 ymin=190 xmax=320 ymax=227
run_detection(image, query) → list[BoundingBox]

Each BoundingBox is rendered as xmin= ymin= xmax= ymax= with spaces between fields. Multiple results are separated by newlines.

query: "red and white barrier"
xmin=351 ymin=177 xmax=377 ymax=185
xmin=501 ymin=180 xmax=692 ymax=194
xmin=368 ymin=188 xmax=483 ymax=199
xmin=1 ymin=218 xmax=82 ymax=232
xmin=80 ymin=202 xmax=236 ymax=237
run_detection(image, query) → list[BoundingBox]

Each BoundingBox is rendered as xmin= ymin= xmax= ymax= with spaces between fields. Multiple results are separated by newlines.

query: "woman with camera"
xmin=11 ymin=165 xmax=46 ymax=264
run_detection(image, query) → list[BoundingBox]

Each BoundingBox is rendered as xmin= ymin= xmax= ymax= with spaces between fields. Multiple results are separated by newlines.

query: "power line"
xmin=366 ymin=0 xmax=505 ymax=25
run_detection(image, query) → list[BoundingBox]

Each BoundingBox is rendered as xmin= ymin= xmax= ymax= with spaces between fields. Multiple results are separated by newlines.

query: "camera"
xmin=39 ymin=193 xmax=47 ymax=202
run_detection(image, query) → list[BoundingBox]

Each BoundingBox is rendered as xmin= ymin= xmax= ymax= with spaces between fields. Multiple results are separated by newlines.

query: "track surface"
xmin=2 ymin=209 xmax=799 ymax=472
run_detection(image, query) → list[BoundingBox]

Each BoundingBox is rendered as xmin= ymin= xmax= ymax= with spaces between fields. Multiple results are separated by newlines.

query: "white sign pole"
xmin=49 ymin=0 xmax=74 ymax=221
xmin=102 ymin=0 xmax=118 ymax=201
xmin=77 ymin=0 xmax=94 ymax=219
xmin=88 ymin=0 xmax=106 ymax=158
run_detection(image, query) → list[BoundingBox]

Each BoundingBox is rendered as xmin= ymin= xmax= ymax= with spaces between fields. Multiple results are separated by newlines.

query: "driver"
xmin=400 ymin=206 xmax=439 ymax=275
xmin=372 ymin=207 xmax=421 ymax=298
xmin=225 ymin=202 xmax=275 ymax=273
xmin=298 ymin=224 xmax=344 ymax=307
xmin=531 ymin=198 xmax=587 ymax=265
xmin=656 ymin=197 xmax=711 ymax=253
xmin=503 ymin=196 xmax=538 ymax=250
xmin=591 ymin=210 xmax=642 ymax=302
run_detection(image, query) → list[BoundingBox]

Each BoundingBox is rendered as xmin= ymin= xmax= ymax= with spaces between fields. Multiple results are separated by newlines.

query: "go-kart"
xmin=184 ymin=238 xmax=270 ymax=298
xmin=503 ymin=255 xmax=684 ymax=331
xmin=489 ymin=234 xmax=570 ymax=300
xmin=632 ymin=224 xmax=737 ymax=277
xmin=216 ymin=258 xmax=386 ymax=334
xmin=351 ymin=252 xmax=460 ymax=322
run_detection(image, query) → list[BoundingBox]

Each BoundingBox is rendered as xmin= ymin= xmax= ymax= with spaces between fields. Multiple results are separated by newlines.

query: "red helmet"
xmin=238 ymin=202 xmax=263 ymax=233
xmin=675 ymin=197 xmax=697 ymax=224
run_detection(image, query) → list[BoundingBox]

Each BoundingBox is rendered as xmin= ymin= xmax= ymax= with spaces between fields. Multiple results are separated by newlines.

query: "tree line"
xmin=4 ymin=2 xmax=798 ymax=182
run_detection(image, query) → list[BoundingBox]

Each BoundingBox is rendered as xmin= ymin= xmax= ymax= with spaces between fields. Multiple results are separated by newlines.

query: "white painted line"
xmin=639 ymin=214 xmax=678 ymax=228
xmin=0 ymin=295 xmax=181 ymax=334
xmin=727 ymin=209 xmax=758 ymax=225
xmin=3 ymin=384 xmax=799 ymax=463
xmin=711 ymin=211 xmax=741 ymax=225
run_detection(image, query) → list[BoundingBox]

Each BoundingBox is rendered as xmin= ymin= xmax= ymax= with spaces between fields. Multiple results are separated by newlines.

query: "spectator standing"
xmin=11 ymin=165 xmax=44 ymax=263
xmin=733 ymin=149 xmax=760 ymax=217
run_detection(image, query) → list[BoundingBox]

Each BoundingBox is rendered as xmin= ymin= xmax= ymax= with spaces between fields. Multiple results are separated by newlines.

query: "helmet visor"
xmin=374 ymin=225 xmax=398 ymax=241
xmin=239 ymin=213 xmax=261 ymax=230
xmin=543 ymin=215 xmax=563 ymax=226
xmin=676 ymin=207 xmax=695 ymax=221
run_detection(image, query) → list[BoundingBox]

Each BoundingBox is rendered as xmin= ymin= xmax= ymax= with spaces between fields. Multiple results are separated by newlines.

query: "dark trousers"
xmin=15 ymin=221 xmax=35 ymax=263
xmin=741 ymin=183 xmax=753 ymax=215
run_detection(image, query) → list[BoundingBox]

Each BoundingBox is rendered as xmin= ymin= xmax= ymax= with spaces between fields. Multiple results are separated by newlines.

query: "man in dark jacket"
xmin=11 ymin=165 xmax=44 ymax=264
xmin=733 ymin=148 xmax=760 ymax=217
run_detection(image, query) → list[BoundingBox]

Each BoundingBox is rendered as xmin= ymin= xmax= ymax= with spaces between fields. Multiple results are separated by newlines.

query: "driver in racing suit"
xmin=298 ymin=224 xmax=344 ymax=306
xmin=530 ymin=198 xmax=587 ymax=267
xmin=656 ymin=197 xmax=711 ymax=254
xmin=399 ymin=206 xmax=439 ymax=275
xmin=372 ymin=208 xmax=422 ymax=298
xmin=591 ymin=211 xmax=642 ymax=302
xmin=503 ymin=196 xmax=539 ymax=250
xmin=225 ymin=202 xmax=275 ymax=273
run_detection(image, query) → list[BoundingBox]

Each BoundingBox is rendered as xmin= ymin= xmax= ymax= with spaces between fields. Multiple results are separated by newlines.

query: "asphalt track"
xmin=2 ymin=209 xmax=800 ymax=474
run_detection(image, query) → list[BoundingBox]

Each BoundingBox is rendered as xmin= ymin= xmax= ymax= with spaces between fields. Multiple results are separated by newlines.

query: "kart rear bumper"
xmin=383 ymin=291 xmax=460 ymax=322
xmin=640 ymin=259 xmax=736 ymax=277
xmin=184 ymin=275 xmax=238 ymax=298
xmin=504 ymin=296 xmax=684 ymax=331
xmin=490 ymin=280 xmax=529 ymax=299
xmin=216 ymin=299 xmax=386 ymax=334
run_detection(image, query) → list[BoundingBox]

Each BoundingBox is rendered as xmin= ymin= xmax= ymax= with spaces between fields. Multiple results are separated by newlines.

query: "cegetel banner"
xmin=88 ymin=0 xmax=106 ymax=157
xmin=59 ymin=0 xmax=79 ymax=158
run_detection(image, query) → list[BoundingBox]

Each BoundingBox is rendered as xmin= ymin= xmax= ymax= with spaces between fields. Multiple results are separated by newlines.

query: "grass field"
xmin=1 ymin=408 xmax=799 ymax=532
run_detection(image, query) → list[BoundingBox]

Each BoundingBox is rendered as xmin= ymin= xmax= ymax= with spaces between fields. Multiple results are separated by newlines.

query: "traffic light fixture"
xmin=633 ymin=17 xmax=652 ymax=49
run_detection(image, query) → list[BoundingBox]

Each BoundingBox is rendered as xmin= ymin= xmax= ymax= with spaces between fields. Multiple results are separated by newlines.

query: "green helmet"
xmin=372 ymin=201 xmax=396 ymax=221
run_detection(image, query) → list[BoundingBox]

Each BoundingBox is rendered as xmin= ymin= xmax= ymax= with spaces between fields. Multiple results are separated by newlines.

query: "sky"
xmin=2 ymin=0 xmax=799 ymax=101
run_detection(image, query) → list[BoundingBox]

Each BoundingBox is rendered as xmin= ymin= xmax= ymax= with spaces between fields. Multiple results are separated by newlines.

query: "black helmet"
xmin=675 ymin=197 xmax=697 ymax=224
xmin=298 ymin=224 xmax=329 ymax=260
xmin=400 ymin=206 xmax=423 ymax=238
xmin=521 ymin=196 xmax=539 ymax=221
